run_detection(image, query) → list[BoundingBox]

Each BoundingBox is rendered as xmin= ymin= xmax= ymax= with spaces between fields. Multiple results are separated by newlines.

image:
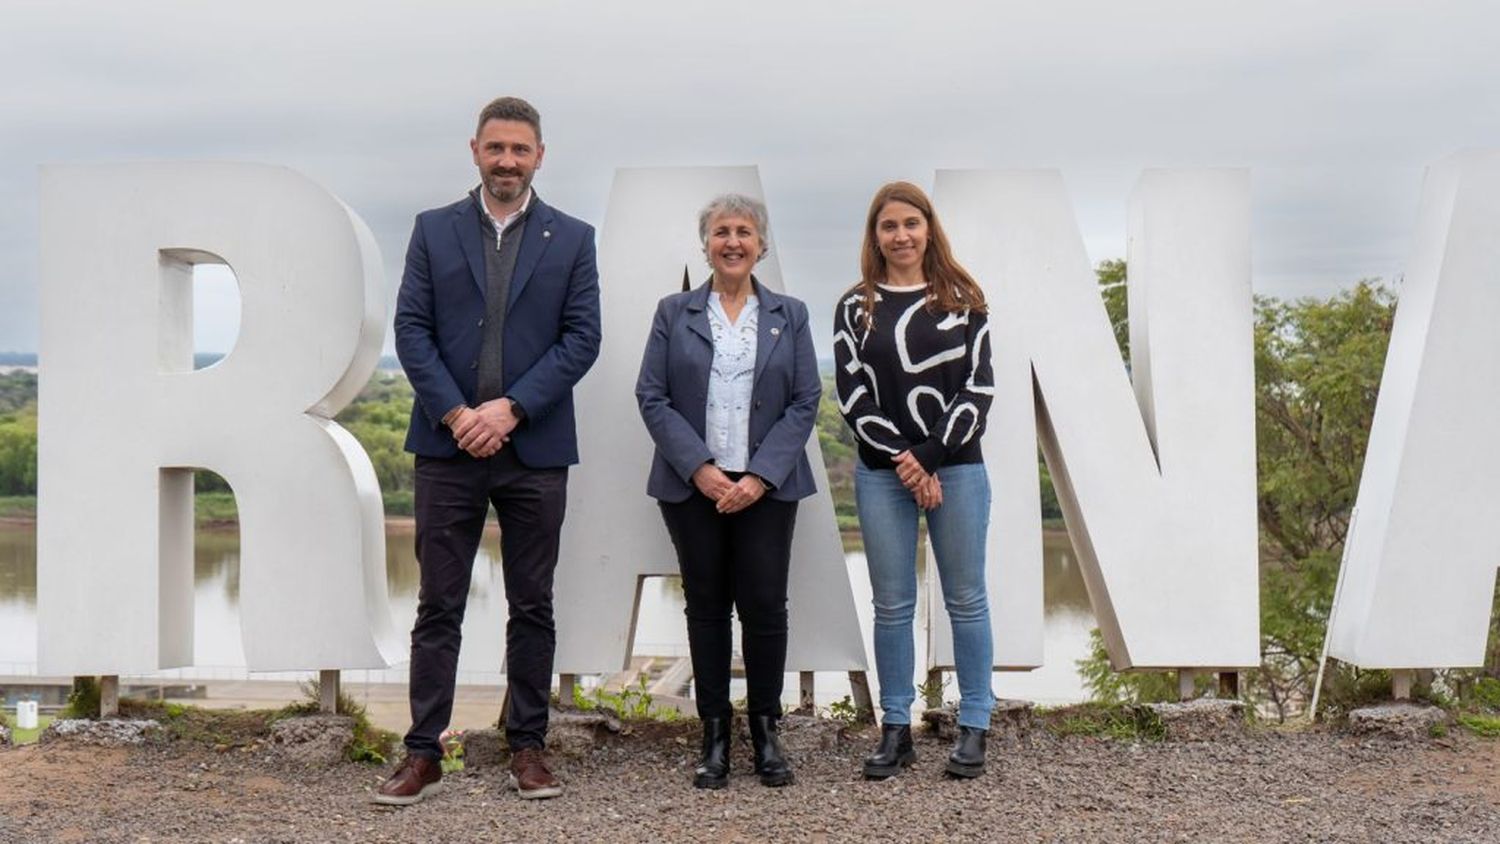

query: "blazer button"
xmin=478 ymin=318 xmax=484 ymax=327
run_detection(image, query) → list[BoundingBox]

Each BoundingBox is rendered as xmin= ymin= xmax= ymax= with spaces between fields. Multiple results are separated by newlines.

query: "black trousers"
xmin=404 ymin=448 xmax=568 ymax=758
xmin=659 ymin=493 xmax=797 ymax=720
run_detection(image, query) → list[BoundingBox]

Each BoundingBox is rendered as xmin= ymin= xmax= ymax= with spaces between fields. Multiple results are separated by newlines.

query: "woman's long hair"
xmin=854 ymin=181 xmax=986 ymax=330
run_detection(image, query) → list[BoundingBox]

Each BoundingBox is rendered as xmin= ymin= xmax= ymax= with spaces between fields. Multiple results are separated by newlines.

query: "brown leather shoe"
xmin=508 ymin=747 xmax=563 ymax=799
xmin=371 ymin=755 xmax=442 ymax=806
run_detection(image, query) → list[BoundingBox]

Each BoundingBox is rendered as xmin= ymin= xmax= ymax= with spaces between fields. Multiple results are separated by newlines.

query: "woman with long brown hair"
xmin=833 ymin=181 xmax=995 ymax=779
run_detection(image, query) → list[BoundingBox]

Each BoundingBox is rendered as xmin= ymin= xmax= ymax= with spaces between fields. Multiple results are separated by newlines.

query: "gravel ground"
xmin=2 ymin=716 xmax=1499 ymax=843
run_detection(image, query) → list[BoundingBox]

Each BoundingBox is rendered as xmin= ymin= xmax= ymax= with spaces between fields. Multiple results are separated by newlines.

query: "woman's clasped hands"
xmin=691 ymin=462 xmax=768 ymax=514
xmin=893 ymin=450 xmax=942 ymax=510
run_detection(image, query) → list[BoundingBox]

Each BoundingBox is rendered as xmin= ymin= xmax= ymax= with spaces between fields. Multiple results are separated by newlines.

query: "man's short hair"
xmin=476 ymin=97 xmax=542 ymax=143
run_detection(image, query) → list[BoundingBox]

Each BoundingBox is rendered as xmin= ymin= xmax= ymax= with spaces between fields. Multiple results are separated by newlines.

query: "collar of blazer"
xmin=684 ymin=274 xmax=789 ymax=386
xmin=454 ymin=190 xmax=559 ymax=312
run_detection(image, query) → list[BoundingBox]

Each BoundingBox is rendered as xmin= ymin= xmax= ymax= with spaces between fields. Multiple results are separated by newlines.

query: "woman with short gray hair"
xmin=636 ymin=193 xmax=820 ymax=789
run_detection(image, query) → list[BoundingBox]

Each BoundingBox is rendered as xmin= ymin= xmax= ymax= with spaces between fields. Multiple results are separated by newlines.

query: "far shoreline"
xmin=0 ymin=513 xmax=1072 ymax=541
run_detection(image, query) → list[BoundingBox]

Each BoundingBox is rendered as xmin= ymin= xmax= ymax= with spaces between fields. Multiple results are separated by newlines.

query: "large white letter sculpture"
xmin=932 ymin=169 xmax=1260 ymax=670
xmin=1329 ymin=150 xmax=1500 ymax=669
xmin=38 ymin=163 xmax=396 ymax=674
xmin=555 ymin=167 xmax=867 ymax=675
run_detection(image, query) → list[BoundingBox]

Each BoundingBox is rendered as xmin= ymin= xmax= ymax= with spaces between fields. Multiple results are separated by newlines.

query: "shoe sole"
xmin=509 ymin=774 xmax=563 ymax=800
xmin=370 ymin=781 xmax=443 ymax=806
xmin=758 ymin=770 xmax=795 ymax=787
xmin=944 ymin=759 xmax=985 ymax=778
xmin=693 ymin=774 xmax=729 ymax=790
xmin=863 ymin=749 xmax=918 ymax=779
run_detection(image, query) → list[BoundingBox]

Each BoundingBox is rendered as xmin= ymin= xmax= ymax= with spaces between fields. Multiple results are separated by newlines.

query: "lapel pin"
xmin=770 ymin=327 xmax=780 ymax=336
xmin=543 ymin=230 xmax=551 ymax=239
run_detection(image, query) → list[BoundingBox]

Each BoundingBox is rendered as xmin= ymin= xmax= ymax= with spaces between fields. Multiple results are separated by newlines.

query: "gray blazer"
xmin=636 ymin=277 xmax=821 ymax=503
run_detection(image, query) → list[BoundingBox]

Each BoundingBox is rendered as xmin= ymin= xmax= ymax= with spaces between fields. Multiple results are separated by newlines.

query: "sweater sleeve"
xmin=833 ymin=291 xmax=911 ymax=458
xmin=908 ymin=310 xmax=994 ymax=473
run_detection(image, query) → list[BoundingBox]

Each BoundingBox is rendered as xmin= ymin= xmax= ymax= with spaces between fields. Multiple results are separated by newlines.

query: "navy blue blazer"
xmin=635 ymin=278 xmax=821 ymax=503
xmin=394 ymin=193 xmax=602 ymax=466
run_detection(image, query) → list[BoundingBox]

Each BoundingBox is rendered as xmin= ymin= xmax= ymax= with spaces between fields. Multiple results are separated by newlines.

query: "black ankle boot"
xmin=862 ymin=723 xmax=917 ymax=779
xmin=945 ymin=726 xmax=987 ymax=778
xmin=748 ymin=715 xmax=794 ymax=787
xmin=693 ymin=717 xmax=730 ymax=789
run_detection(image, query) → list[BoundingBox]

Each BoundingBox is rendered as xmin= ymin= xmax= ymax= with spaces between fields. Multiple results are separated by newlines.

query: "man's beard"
xmin=485 ymin=170 xmax=530 ymax=204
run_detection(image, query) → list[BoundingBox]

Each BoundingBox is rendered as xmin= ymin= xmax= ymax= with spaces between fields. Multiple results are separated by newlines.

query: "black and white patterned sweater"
xmin=833 ymin=283 xmax=994 ymax=473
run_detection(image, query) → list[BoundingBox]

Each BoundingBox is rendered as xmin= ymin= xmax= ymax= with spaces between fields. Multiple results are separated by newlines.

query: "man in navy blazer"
xmin=378 ymin=96 xmax=601 ymax=806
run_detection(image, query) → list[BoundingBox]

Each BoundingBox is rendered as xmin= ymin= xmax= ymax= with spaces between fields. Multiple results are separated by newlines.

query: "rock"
xmin=721 ymin=713 xmax=852 ymax=757
xmin=267 ymin=714 xmax=354 ymax=766
xmin=769 ymin=714 xmax=849 ymax=753
xmin=548 ymin=709 xmax=625 ymax=756
xmin=921 ymin=705 xmax=958 ymax=740
xmin=40 ymin=718 xmax=160 ymax=746
xmin=922 ymin=699 xmax=1035 ymax=746
xmin=455 ymin=728 xmax=506 ymax=770
xmin=1145 ymin=698 xmax=1247 ymax=742
xmin=459 ymin=709 xmax=628 ymax=768
xmin=1347 ymin=703 xmax=1451 ymax=739
xmin=991 ymin=699 xmax=1037 ymax=745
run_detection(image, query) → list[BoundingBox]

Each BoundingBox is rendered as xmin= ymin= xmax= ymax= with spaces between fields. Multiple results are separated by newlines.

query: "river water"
xmin=0 ymin=522 xmax=1095 ymax=705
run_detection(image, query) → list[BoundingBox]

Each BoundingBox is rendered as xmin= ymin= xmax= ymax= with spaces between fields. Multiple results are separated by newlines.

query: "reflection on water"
xmin=0 ymin=524 xmax=1096 ymax=703
xmin=0 ymin=525 xmax=38 ymax=676
xmin=0 ymin=525 xmax=36 ymax=601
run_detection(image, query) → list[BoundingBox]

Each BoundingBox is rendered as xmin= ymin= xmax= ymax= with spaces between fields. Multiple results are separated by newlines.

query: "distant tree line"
xmin=0 ymin=368 xmax=415 ymax=510
xmin=0 ymin=370 xmax=37 ymax=496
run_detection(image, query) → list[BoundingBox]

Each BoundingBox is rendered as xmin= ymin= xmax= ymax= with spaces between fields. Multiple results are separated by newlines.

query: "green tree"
xmin=1076 ymin=280 xmax=1404 ymax=717
xmin=0 ymin=371 xmax=38 ymax=415
xmin=1253 ymin=282 xmax=1397 ymax=718
xmin=0 ymin=405 xmax=37 ymax=495
xmin=816 ymin=375 xmax=859 ymax=533
xmin=336 ymin=372 xmax=418 ymax=509
xmin=1096 ymin=258 xmax=1129 ymax=361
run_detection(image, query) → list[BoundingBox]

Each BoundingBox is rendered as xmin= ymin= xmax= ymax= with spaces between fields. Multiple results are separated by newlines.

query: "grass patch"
xmin=49 ymin=682 xmax=396 ymax=764
xmin=1457 ymin=713 xmax=1500 ymax=738
xmin=0 ymin=491 xmax=432 ymax=524
xmin=119 ymin=698 xmax=277 ymax=747
xmin=0 ymin=495 xmax=34 ymax=519
xmin=1311 ymin=668 xmax=1399 ymax=723
xmin=1039 ymin=702 xmax=1166 ymax=742
xmin=382 ymin=489 xmax=414 ymax=517
xmin=1471 ymin=677 xmax=1500 ymax=711
xmin=10 ymin=715 xmax=54 ymax=745
xmin=193 ymin=492 xmax=240 ymax=527
xmin=824 ymin=695 xmax=873 ymax=727
xmin=570 ymin=676 xmax=680 ymax=722
xmin=61 ymin=677 xmax=101 ymax=719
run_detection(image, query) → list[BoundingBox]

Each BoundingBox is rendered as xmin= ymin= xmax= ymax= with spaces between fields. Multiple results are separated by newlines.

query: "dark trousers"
xmin=404 ymin=448 xmax=568 ymax=758
xmin=659 ymin=493 xmax=797 ymax=720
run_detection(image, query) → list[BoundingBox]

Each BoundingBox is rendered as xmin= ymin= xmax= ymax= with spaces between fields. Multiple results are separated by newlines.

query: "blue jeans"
xmin=856 ymin=462 xmax=995 ymax=730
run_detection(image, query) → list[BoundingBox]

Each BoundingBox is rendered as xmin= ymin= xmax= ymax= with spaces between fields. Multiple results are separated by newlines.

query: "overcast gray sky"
xmin=3 ymin=0 xmax=1497 ymax=355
